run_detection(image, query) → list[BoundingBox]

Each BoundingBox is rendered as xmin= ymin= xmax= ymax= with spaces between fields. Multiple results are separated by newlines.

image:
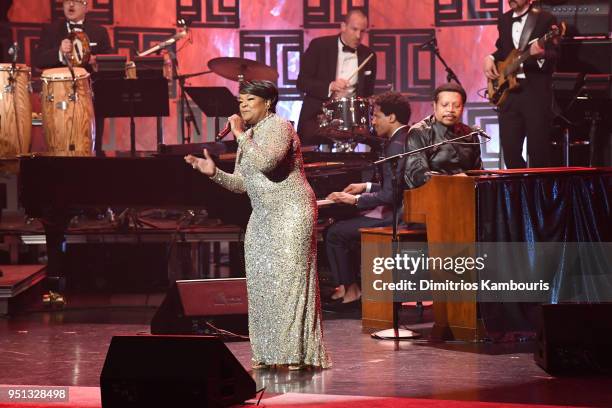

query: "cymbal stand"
xmin=167 ymin=48 xmax=201 ymax=144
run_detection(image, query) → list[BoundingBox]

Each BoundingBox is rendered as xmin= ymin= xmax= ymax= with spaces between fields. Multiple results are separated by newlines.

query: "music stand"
xmin=93 ymin=77 xmax=169 ymax=154
xmin=185 ymin=87 xmax=239 ymax=140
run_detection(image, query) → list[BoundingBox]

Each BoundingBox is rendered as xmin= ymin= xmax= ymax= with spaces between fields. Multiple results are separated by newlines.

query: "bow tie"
xmin=342 ymin=45 xmax=357 ymax=54
xmin=511 ymin=8 xmax=530 ymax=23
xmin=68 ymin=23 xmax=84 ymax=31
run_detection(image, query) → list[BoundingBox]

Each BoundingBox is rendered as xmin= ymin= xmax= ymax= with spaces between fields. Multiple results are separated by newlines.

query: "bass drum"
xmin=41 ymin=67 xmax=95 ymax=155
xmin=0 ymin=64 xmax=32 ymax=158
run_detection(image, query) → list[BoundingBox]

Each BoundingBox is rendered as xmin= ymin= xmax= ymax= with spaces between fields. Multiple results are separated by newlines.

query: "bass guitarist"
xmin=483 ymin=0 xmax=558 ymax=168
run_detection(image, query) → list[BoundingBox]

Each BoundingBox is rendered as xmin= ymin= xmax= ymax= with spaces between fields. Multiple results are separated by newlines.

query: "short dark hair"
xmin=344 ymin=9 xmax=368 ymax=24
xmin=373 ymin=92 xmax=412 ymax=125
xmin=239 ymin=80 xmax=279 ymax=113
xmin=433 ymin=83 xmax=467 ymax=105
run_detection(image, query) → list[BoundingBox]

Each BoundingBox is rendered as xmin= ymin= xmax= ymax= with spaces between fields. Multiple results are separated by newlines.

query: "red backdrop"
xmin=7 ymin=0 xmax=510 ymax=168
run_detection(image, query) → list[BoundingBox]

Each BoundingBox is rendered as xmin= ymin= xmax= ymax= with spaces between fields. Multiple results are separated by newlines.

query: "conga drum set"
xmin=0 ymin=33 xmax=96 ymax=161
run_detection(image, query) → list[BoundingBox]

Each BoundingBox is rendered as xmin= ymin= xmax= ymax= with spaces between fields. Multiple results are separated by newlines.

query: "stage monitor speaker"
xmin=151 ymin=278 xmax=249 ymax=338
xmin=100 ymin=335 xmax=256 ymax=408
xmin=535 ymin=303 xmax=612 ymax=375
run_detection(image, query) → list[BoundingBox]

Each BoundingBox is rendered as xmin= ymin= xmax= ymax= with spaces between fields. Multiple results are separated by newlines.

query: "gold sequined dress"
xmin=210 ymin=114 xmax=331 ymax=368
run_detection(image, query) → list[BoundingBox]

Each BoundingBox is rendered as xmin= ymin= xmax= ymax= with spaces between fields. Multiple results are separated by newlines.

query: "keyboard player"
xmin=323 ymin=92 xmax=412 ymax=307
xmin=404 ymin=83 xmax=483 ymax=189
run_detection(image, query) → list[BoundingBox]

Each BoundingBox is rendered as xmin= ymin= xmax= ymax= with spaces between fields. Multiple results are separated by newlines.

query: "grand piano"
xmin=17 ymin=143 xmax=378 ymax=287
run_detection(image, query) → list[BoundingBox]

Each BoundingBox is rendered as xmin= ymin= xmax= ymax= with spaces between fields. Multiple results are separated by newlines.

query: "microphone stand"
xmin=429 ymin=41 xmax=462 ymax=86
xmin=63 ymin=53 xmax=78 ymax=151
xmin=370 ymin=130 xmax=488 ymax=340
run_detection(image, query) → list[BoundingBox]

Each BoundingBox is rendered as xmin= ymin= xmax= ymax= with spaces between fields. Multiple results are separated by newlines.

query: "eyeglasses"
xmin=64 ymin=0 xmax=87 ymax=5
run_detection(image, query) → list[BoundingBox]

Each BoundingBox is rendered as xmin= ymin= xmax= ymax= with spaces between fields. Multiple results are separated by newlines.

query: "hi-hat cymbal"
xmin=208 ymin=57 xmax=279 ymax=82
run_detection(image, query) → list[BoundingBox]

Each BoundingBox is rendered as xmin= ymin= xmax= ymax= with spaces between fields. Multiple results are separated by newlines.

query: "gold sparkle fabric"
xmin=210 ymin=114 xmax=331 ymax=368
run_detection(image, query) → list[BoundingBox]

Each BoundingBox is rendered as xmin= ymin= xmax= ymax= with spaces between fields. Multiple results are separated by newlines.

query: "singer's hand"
xmin=342 ymin=183 xmax=367 ymax=194
xmin=60 ymin=39 xmax=73 ymax=55
xmin=228 ymin=114 xmax=246 ymax=136
xmin=184 ymin=149 xmax=216 ymax=176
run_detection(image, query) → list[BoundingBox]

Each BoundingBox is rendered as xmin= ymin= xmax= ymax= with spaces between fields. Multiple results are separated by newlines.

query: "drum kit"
xmin=206 ymin=56 xmax=376 ymax=150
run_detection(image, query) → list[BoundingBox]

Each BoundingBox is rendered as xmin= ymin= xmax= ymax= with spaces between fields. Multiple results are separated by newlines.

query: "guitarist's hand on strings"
xmin=483 ymin=56 xmax=499 ymax=80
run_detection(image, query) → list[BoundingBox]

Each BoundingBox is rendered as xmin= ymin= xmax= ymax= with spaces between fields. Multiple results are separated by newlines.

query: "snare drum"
xmin=320 ymin=97 xmax=371 ymax=136
xmin=0 ymin=64 xmax=32 ymax=158
xmin=41 ymin=67 xmax=95 ymax=155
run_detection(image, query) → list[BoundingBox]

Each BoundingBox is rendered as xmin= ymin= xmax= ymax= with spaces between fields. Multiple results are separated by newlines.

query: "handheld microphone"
xmin=419 ymin=37 xmax=437 ymax=51
xmin=216 ymin=123 xmax=232 ymax=142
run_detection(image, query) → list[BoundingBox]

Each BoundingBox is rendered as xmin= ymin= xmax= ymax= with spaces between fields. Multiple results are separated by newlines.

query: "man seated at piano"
xmin=404 ymin=83 xmax=483 ymax=189
xmin=324 ymin=92 xmax=412 ymax=306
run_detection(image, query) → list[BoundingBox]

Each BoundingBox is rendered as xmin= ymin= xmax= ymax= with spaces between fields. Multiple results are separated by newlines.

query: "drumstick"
xmin=346 ymin=53 xmax=374 ymax=82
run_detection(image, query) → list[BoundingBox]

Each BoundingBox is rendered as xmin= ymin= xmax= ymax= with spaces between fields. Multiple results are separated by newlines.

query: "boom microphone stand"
xmin=422 ymin=37 xmax=462 ymax=85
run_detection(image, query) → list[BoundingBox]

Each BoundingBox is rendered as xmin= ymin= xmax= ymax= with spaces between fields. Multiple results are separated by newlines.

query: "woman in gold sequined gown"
xmin=185 ymin=81 xmax=331 ymax=370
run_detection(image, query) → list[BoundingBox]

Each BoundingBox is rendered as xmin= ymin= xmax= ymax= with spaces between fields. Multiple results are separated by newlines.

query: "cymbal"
xmin=207 ymin=57 xmax=279 ymax=82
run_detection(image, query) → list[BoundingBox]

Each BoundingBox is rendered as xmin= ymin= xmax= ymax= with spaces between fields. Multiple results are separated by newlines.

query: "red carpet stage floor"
xmin=1 ymin=304 xmax=612 ymax=408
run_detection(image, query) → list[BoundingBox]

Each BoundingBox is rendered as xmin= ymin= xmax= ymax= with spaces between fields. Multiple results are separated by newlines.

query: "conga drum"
xmin=41 ymin=67 xmax=95 ymax=155
xmin=0 ymin=64 xmax=32 ymax=158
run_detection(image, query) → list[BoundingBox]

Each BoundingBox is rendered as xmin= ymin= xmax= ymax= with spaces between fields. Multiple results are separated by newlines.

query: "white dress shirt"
xmin=335 ymin=38 xmax=358 ymax=97
xmin=511 ymin=12 xmax=545 ymax=79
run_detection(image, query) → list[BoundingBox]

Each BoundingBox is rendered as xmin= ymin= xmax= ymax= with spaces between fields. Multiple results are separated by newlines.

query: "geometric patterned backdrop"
xmin=6 ymin=0 xmax=510 ymax=168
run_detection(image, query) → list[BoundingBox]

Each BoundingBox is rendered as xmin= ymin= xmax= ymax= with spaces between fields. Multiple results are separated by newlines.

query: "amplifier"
xmin=557 ymin=39 xmax=612 ymax=74
xmin=541 ymin=1 xmax=611 ymax=37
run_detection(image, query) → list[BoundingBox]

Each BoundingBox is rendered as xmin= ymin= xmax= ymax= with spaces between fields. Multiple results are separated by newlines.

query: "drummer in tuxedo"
xmin=296 ymin=9 xmax=376 ymax=146
xmin=33 ymin=0 xmax=112 ymax=152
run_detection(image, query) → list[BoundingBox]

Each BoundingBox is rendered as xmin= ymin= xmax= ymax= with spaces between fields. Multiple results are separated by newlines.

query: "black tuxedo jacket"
xmin=491 ymin=8 xmax=558 ymax=82
xmin=296 ymin=35 xmax=376 ymax=137
xmin=357 ymin=126 xmax=409 ymax=213
xmin=33 ymin=19 xmax=112 ymax=72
